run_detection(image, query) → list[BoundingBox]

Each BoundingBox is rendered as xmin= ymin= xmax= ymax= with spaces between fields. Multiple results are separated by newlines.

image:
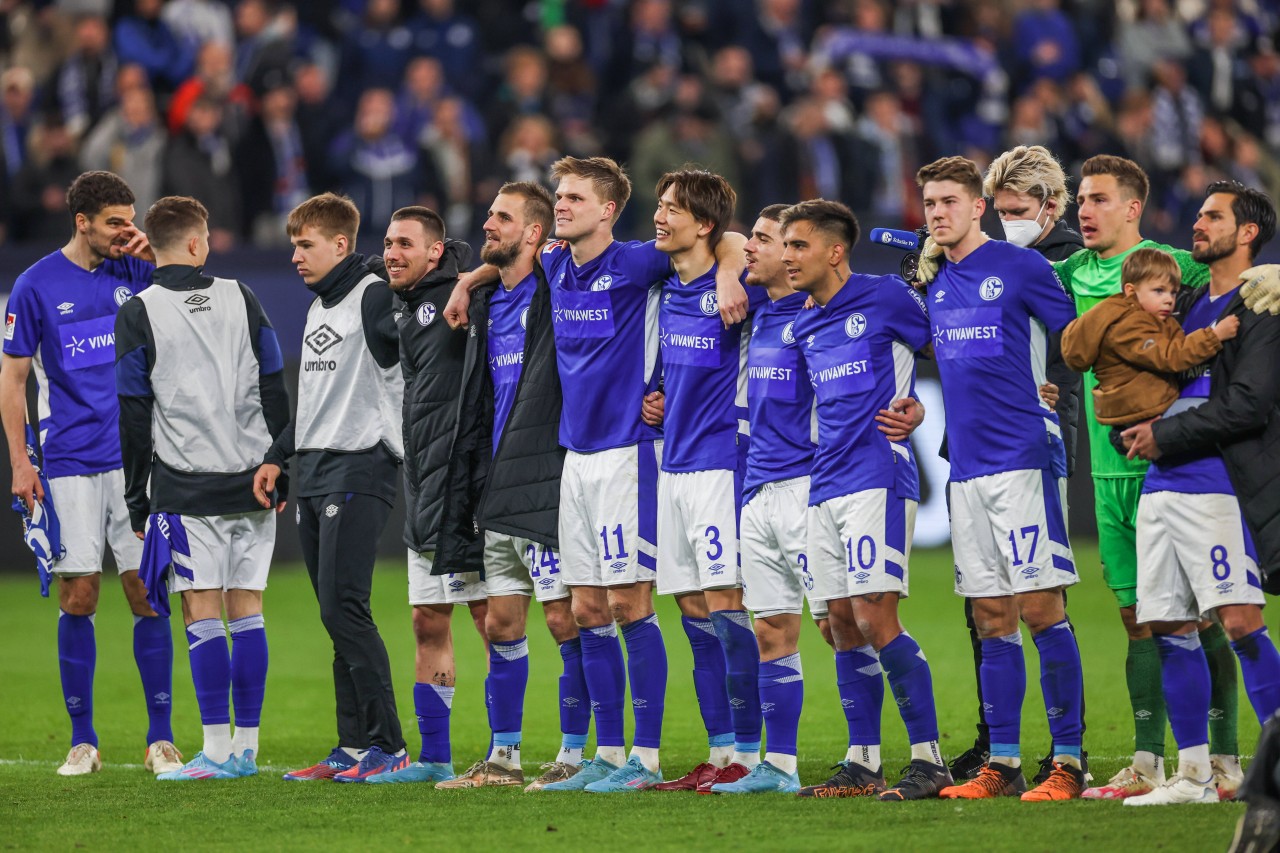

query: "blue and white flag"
xmin=138 ymin=512 xmax=193 ymax=618
xmin=10 ymin=424 xmax=63 ymax=597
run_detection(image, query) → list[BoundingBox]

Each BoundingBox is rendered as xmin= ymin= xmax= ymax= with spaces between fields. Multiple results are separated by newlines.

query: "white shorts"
xmin=656 ymin=468 xmax=741 ymax=596
xmin=558 ymin=440 xmax=661 ymax=588
xmin=1136 ymin=491 xmax=1265 ymax=623
xmin=950 ymin=468 xmax=1078 ymax=598
xmin=47 ymin=470 xmax=143 ymax=575
xmin=809 ymin=488 xmax=916 ymax=602
xmin=164 ymin=511 xmax=275 ymax=593
xmin=407 ymin=549 xmax=486 ymax=606
xmin=741 ymin=477 xmax=827 ymax=619
xmin=483 ymin=531 xmax=569 ymax=603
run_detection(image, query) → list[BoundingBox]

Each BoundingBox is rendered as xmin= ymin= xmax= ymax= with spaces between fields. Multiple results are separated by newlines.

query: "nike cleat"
xmin=584 ymin=756 xmax=662 ymax=793
xmin=938 ymin=763 xmax=1027 ymax=799
xmin=880 ymin=760 xmax=954 ymax=801
xmin=1082 ymin=765 xmax=1160 ymax=800
xmin=947 ymin=742 xmax=989 ymax=781
xmin=653 ymin=761 xmax=719 ymax=792
xmin=710 ymin=761 xmax=800 ymax=794
xmin=1033 ymin=749 xmax=1091 ymax=785
xmin=697 ymin=762 xmax=750 ymax=794
xmin=333 ymin=746 xmax=410 ymax=783
xmin=797 ymin=761 xmax=886 ymax=798
xmin=282 ymin=747 xmax=357 ymax=781
xmin=366 ymin=761 xmax=456 ymax=785
xmin=541 ymin=757 xmax=618 ymax=791
xmin=1022 ymin=762 xmax=1084 ymax=801
xmin=157 ymin=751 xmax=241 ymax=781
xmin=1124 ymin=774 xmax=1217 ymax=806
xmin=435 ymin=760 xmax=524 ymax=789
xmin=143 ymin=740 xmax=183 ymax=776
xmin=57 ymin=743 xmax=102 ymax=777
xmin=525 ymin=761 xmax=581 ymax=792
xmin=1214 ymin=755 xmax=1244 ymax=801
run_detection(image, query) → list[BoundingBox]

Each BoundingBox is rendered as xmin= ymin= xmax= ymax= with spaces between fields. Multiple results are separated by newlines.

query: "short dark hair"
xmin=390 ymin=205 xmax=446 ymax=243
xmin=144 ymin=196 xmax=209 ymax=251
xmin=916 ymin=156 xmax=984 ymax=199
xmin=1081 ymin=154 xmax=1150 ymax=206
xmin=654 ymin=168 xmax=737 ymax=246
xmin=758 ymin=203 xmax=790 ymax=223
xmin=498 ymin=181 xmax=555 ymax=242
xmin=779 ymin=199 xmax=860 ymax=253
xmin=287 ymin=193 xmax=360 ymax=244
xmin=1205 ymin=180 xmax=1276 ymax=261
xmin=67 ymin=170 xmax=135 ymax=221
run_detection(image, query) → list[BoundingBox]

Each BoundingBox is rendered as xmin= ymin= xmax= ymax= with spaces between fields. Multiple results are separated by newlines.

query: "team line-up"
xmin=5 ymin=145 xmax=1280 ymax=804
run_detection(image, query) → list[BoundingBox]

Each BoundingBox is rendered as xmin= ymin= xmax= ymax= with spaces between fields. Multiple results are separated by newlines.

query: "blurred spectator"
xmin=496 ymin=113 xmax=559 ymax=188
xmin=599 ymin=59 xmax=677 ymax=160
xmin=408 ymin=0 xmax=481 ymax=98
xmin=329 ymin=87 xmax=422 ymax=231
xmin=1189 ymin=7 xmax=1255 ymax=117
xmin=161 ymin=0 xmax=236 ymax=48
xmin=544 ymin=23 xmax=599 ymax=152
xmin=833 ymin=0 xmax=893 ymax=107
xmin=1149 ymin=58 xmax=1204 ymax=176
xmin=169 ymin=39 xmax=254 ymax=138
xmin=1006 ymin=92 xmax=1060 ymax=152
xmin=1010 ymin=0 xmax=1080 ymax=87
xmin=485 ymin=46 xmax=550 ymax=145
xmin=0 ymin=66 xmax=35 ymax=243
xmin=606 ymin=0 xmax=683 ymax=95
xmin=735 ymin=0 xmax=811 ymax=99
xmin=233 ymin=0 xmax=293 ymax=93
xmin=1113 ymin=90 xmax=1160 ymax=176
xmin=775 ymin=96 xmax=875 ymax=215
xmin=1060 ymin=72 xmax=1122 ymax=167
xmin=5 ymin=3 xmax=75 ymax=84
xmin=393 ymin=55 xmax=487 ymax=147
xmin=1233 ymin=130 xmax=1280 ymax=203
xmin=809 ymin=65 xmax=856 ymax=133
xmin=338 ymin=0 xmax=413 ymax=108
xmin=294 ymin=60 xmax=344 ymax=193
xmin=420 ymin=95 xmax=492 ymax=240
xmin=1235 ymin=45 xmax=1280 ymax=148
xmin=709 ymin=46 xmax=777 ymax=139
xmin=114 ymin=0 xmax=194 ymax=94
xmin=237 ymin=81 xmax=309 ymax=244
xmin=163 ymin=95 xmax=241 ymax=250
xmin=1118 ymin=0 xmax=1192 ymax=90
xmin=1189 ymin=0 xmax=1264 ymax=49
xmin=44 ymin=13 xmax=118 ymax=138
xmin=79 ymin=84 xmax=165 ymax=214
xmin=856 ymin=90 xmax=923 ymax=226
xmin=11 ymin=116 xmax=81 ymax=243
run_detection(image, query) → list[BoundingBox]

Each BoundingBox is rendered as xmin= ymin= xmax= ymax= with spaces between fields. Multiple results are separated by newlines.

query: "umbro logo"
xmin=305 ymin=324 xmax=344 ymax=355
xmin=1046 ymin=706 xmax=1063 ymax=719
xmin=729 ymin=697 xmax=745 ymax=708
xmin=1135 ymin=710 xmax=1152 ymax=720
xmin=66 ymin=696 xmax=81 ymax=707
xmin=184 ymin=294 xmax=209 ymax=306
xmin=325 ymin=504 xmax=339 ymax=517
xmin=610 ymin=560 xmax=627 ymax=572
xmin=154 ymin=692 xmax=171 ymax=702
xmin=563 ymin=697 xmax=580 ymax=707
xmin=841 ymin=699 xmax=855 ymax=708
xmin=760 ymin=702 xmax=775 ymax=712
xmin=57 ymin=301 xmax=75 ymax=314
xmin=1208 ymin=708 xmax=1224 ymax=720
xmin=633 ymin=698 xmax=646 ymax=707
xmin=934 ymin=289 xmax=946 ymax=302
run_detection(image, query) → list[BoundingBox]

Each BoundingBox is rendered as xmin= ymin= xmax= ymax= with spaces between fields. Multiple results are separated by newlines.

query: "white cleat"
xmin=1081 ymin=765 xmax=1162 ymax=800
xmin=1213 ymin=755 xmax=1244 ymax=802
xmin=57 ymin=743 xmax=102 ymax=776
xmin=1124 ymin=774 xmax=1218 ymax=806
xmin=144 ymin=740 xmax=185 ymax=776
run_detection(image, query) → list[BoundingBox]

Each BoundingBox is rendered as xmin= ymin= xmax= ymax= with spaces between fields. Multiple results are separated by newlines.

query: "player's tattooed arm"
xmin=445 ymin=263 xmax=501 ymax=329
xmin=714 ymin=231 xmax=749 ymax=327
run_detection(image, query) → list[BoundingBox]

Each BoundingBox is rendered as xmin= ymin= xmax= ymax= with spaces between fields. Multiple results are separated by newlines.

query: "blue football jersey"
xmin=794 ymin=274 xmax=931 ymax=506
xmin=543 ymin=240 xmax=669 ymax=453
xmin=1143 ymin=292 xmax=1235 ymax=496
xmin=4 ymin=250 xmax=152 ymax=477
xmin=927 ymin=239 xmax=1076 ymax=482
xmin=744 ymin=291 xmax=814 ymax=497
xmin=487 ymin=273 xmax=536 ymax=453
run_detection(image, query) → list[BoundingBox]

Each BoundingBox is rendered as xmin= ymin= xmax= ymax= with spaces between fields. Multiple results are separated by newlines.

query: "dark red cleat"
xmin=653 ymin=761 xmax=720 ymax=791
xmin=697 ymin=762 xmax=751 ymax=794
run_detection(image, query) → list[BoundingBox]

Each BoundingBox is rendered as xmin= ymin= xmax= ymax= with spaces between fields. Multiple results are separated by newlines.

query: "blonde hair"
xmin=549 ymin=156 xmax=632 ymax=222
xmin=983 ymin=145 xmax=1071 ymax=223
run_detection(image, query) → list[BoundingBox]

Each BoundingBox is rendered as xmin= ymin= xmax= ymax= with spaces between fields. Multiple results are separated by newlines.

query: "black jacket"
xmin=1035 ymin=220 xmax=1085 ymax=476
xmin=1152 ymin=287 xmax=1280 ymax=587
xmin=395 ymin=240 xmax=484 ymax=572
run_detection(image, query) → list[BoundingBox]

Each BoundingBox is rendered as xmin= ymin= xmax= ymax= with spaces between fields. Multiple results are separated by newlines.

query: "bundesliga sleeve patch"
xmin=4 ymin=313 xmax=14 ymax=341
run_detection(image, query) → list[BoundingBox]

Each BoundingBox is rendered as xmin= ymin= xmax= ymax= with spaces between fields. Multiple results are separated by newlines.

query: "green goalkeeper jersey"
xmin=1053 ymin=240 xmax=1210 ymax=478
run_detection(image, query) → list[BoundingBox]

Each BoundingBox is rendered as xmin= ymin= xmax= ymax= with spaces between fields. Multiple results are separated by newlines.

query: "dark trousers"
xmin=298 ymin=492 xmax=403 ymax=752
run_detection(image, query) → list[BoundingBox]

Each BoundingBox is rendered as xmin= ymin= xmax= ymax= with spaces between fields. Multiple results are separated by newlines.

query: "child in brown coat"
xmin=1061 ymin=247 xmax=1239 ymax=443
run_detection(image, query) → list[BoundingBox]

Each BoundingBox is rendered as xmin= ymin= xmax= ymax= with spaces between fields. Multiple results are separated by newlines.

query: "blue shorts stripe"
xmin=1052 ymin=554 xmax=1076 ymax=575
xmin=885 ymin=493 xmax=907 ymax=581
xmin=638 ymin=439 xmax=659 ymax=547
xmin=638 ymin=552 xmax=657 ymax=571
xmin=1041 ymin=468 xmax=1069 ymax=548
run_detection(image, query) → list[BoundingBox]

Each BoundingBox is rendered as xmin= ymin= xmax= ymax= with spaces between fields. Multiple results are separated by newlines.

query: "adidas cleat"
xmin=143 ymin=740 xmax=183 ymax=776
xmin=435 ymin=760 xmax=524 ymax=789
xmin=698 ymin=762 xmax=750 ymax=794
xmin=1082 ymin=765 xmax=1161 ymax=800
xmin=333 ymin=746 xmax=410 ymax=783
xmin=1124 ymin=774 xmax=1218 ymax=806
xmin=235 ymin=749 xmax=258 ymax=777
xmin=653 ymin=761 xmax=719 ymax=791
xmin=57 ymin=743 xmax=101 ymax=777
xmin=525 ymin=761 xmax=581 ymax=792
xmin=366 ymin=761 xmax=455 ymax=784
xmin=1022 ymin=762 xmax=1084 ymax=802
xmin=710 ymin=761 xmax=800 ymax=794
xmin=282 ymin=747 xmax=357 ymax=781
xmin=948 ymin=742 xmax=989 ymax=781
xmin=938 ymin=763 xmax=1027 ymax=799
xmin=541 ymin=756 xmax=618 ymax=791
xmin=584 ymin=756 xmax=662 ymax=793
xmin=157 ymin=751 xmax=241 ymax=781
xmin=880 ymin=760 xmax=954 ymax=801
xmin=797 ymin=761 xmax=886 ymax=798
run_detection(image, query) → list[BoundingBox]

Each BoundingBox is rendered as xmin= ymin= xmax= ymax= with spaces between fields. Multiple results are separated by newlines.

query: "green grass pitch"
xmin=0 ymin=544 xmax=1256 ymax=850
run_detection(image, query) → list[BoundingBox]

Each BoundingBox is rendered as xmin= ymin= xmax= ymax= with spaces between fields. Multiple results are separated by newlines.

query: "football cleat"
xmin=584 ymin=756 xmax=662 ymax=793
xmin=235 ymin=749 xmax=258 ymax=777
xmin=366 ymin=761 xmax=456 ymax=785
xmin=947 ymin=742 xmax=989 ymax=781
xmin=282 ymin=747 xmax=357 ymax=781
xmin=938 ymin=762 xmax=1027 ymax=799
xmin=143 ymin=740 xmax=183 ymax=776
xmin=1033 ymin=749 xmax=1091 ymax=785
xmin=1021 ymin=762 xmax=1084 ymax=802
xmin=435 ymin=760 xmax=524 ymax=789
xmin=710 ymin=761 xmax=800 ymax=794
xmin=525 ymin=761 xmax=581 ymax=792
xmin=697 ymin=762 xmax=750 ymax=794
xmin=1082 ymin=765 xmax=1160 ymax=800
xmin=1124 ymin=774 xmax=1217 ymax=806
xmin=879 ymin=760 xmax=954 ymax=801
xmin=333 ymin=746 xmax=410 ymax=783
xmin=1213 ymin=755 xmax=1244 ymax=801
xmin=541 ymin=756 xmax=618 ymax=791
xmin=157 ymin=751 xmax=241 ymax=781
xmin=1228 ymin=796 xmax=1280 ymax=853
xmin=57 ymin=743 xmax=101 ymax=777
xmin=653 ymin=761 xmax=719 ymax=791
xmin=797 ymin=761 xmax=886 ymax=798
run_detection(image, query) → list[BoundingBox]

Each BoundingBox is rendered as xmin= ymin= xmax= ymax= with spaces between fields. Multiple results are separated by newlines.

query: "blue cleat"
xmin=710 ymin=761 xmax=801 ymax=794
xmin=366 ymin=761 xmax=456 ymax=784
xmin=236 ymin=750 xmax=258 ymax=777
xmin=584 ymin=756 xmax=663 ymax=793
xmin=157 ymin=752 xmax=242 ymax=781
xmin=541 ymin=757 xmax=619 ymax=791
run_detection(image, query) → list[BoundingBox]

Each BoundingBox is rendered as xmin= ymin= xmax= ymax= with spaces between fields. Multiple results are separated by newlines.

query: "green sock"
xmin=1127 ymin=637 xmax=1167 ymax=756
xmin=1201 ymin=623 xmax=1239 ymax=755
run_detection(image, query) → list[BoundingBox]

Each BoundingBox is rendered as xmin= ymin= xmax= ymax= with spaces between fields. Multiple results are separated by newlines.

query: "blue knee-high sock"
xmin=557 ymin=638 xmax=590 ymax=751
xmin=682 ymin=616 xmax=733 ymax=747
xmin=878 ymin=632 xmax=940 ymax=747
xmin=228 ymin=615 xmax=268 ymax=729
xmin=133 ymin=614 xmax=174 ymax=744
xmin=1156 ymin=632 xmax=1211 ymax=749
xmin=980 ymin=632 xmax=1026 ymax=760
xmin=1231 ymin=627 xmax=1280 ymax=723
xmin=835 ymin=645 xmax=883 ymax=750
xmin=1032 ymin=621 xmax=1083 ymax=757
xmin=58 ymin=612 xmax=97 ymax=747
xmin=186 ymin=618 xmax=231 ymax=726
xmin=710 ymin=610 xmax=761 ymax=754
xmin=759 ymin=653 xmax=803 ymax=757
xmin=488 ymin=638 xmax=529 ymax=747
xmin=621 ymin=615 xmax=667 ymax=749
xmin=579 ymin=624 xmax=626 ymax=748
xmin=414 ymin=682 xmax=454 ymax=763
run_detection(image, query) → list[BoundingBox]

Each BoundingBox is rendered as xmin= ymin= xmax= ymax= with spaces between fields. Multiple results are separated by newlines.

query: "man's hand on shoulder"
xmin=1241 ymin=264 xmax=1280 ymax=316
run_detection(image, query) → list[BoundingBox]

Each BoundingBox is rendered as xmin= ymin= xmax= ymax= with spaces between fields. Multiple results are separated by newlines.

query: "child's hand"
xmin=1213 ymin=314 xmax=1240 ymax=342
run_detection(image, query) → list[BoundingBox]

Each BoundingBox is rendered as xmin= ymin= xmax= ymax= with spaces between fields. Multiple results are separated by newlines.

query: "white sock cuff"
xmin=229 ymin=614 xmax=265 ymax=634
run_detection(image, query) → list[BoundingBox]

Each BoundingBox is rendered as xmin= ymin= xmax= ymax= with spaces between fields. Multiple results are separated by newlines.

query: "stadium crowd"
xmin=2 ymin=0 xmax=1280 ymax=250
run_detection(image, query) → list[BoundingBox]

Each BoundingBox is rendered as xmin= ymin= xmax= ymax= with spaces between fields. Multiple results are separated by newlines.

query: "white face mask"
xmin=1002 ymin=198 xmax=1049 ymax=248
